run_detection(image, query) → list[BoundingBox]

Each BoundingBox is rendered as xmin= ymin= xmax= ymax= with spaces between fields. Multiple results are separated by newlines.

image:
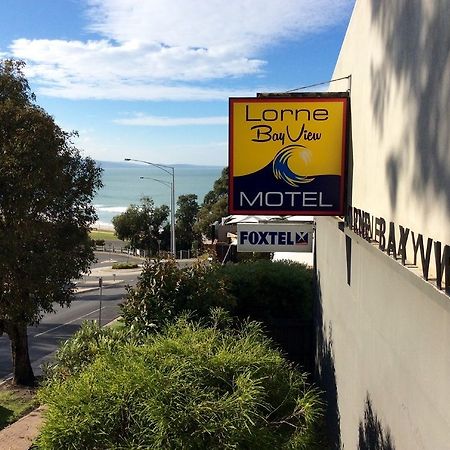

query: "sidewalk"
xmin=0 ymin=406 xmax=45 ymax=450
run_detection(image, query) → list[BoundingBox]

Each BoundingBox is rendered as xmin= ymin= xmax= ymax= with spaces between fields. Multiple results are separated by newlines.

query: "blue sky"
xmin=0 ymin=0 xmax=354 ymax=166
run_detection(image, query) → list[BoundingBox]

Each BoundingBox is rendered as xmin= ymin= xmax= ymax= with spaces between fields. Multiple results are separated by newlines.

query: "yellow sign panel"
xmin=229 ymin=95 xmax=348 ymax=215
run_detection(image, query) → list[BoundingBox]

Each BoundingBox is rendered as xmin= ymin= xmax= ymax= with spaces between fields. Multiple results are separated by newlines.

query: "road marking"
xmin=0 ymin=376 xmax=13 ymax=386
xmin=33 ymin=307 xmax=104 ymax=338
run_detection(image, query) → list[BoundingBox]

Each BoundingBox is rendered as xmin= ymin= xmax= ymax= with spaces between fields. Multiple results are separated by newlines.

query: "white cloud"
xmin=34 ymin=79 xmax=257 ymax=101
xmin=6 ymin=0 xmax=354 ymax=101
xmin=86 ymin=0 xmax=347 ymax=49
xmin=13 ymin=38 xmax=264 ymax=82
xmin=114 ymin=114 xmax=228 ymax=126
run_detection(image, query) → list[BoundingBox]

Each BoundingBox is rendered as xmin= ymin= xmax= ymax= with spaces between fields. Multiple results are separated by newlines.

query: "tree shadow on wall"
xmin=358 ymin=395 xmax=396 ymax=450
xmin=314 ymin=271 xmax=341 ymax=449
xmin=369 ymin=0 xmax=450 ymax=216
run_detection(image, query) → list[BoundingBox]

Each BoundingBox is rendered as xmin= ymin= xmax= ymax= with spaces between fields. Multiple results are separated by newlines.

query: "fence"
xmin=95 ymin=245 xmax=199 ymax=260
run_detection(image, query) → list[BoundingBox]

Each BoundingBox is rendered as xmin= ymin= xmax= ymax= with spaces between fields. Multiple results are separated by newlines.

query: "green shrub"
xmin=37 ymin=312 xmax=323 ymax=449
xmin=42 ymin=321 xmax=136 ymax=382
xmin=219 ymin=259 xmax=314 ymax=323
xmin=121 ymin=259 xmax=313 ymax=340
xmin=121 ymin=258 xmax=235 ymax=334
xmin=111 ymin=261 xmax=139 ymax=269
xmin=236 ymin=251 xmax=273 ymax=262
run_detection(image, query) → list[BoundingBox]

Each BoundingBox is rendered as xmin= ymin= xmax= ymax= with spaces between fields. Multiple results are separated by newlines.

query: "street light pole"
xmin=140 ymin=176 xmax=172 ymax=257
xmin=125 ymin=158 xmax=176 ymax=257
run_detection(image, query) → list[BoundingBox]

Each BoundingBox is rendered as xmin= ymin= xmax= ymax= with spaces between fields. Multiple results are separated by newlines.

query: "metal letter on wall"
xmin=229 ymin=94 xmax=349 ymax=215
xmin=237 ymin=223 xmax=314 ymax=253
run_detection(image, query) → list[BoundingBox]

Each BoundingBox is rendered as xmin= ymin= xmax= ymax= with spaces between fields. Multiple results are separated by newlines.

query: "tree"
xmin=0 ymin=60 xmax=103 ymax=385
xmin=112 ymin=197 xmax=170 ymax=254
xmin=175 ymin=194 xmax=199 ymax=250
xmin=195 ymin=167 xmax=228 ymax=237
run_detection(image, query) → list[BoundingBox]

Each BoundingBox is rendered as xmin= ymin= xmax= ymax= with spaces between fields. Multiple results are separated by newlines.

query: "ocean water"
xmin=94 ymin=162 xmax=224 ymax=227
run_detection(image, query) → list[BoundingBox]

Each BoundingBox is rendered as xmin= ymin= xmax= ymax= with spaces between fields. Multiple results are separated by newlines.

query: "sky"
xmin=0 ymin=0 xmax=355 ymax=166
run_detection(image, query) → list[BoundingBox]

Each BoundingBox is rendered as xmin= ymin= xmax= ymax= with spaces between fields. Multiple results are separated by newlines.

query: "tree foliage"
xmin=112 ymin=196 xmax=170 ymax=253
xmin=0 ymin=59 xmax=103 ymax=385
xmin=195 ymin=167 xmax=228 ymax=237
xmin=175 ymin=193 xmax=199 ymax=250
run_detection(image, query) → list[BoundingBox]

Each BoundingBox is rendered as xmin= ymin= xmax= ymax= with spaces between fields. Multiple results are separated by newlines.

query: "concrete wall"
xmin=315 ymin=1 xmax=450 ymax=448
xmin=328 ymin=0 xmax=450 ymax=242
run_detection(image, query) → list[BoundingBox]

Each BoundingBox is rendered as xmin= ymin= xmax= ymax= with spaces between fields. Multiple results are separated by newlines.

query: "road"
xmin=0 ymin=252 xmax=142 ymax=380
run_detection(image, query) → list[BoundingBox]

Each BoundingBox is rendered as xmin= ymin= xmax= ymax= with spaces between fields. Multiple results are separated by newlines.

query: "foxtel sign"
xmin=229 ymin=94 xmax=349 ymax=215
xmin=237 ymin=223 xmax=314 ymax=253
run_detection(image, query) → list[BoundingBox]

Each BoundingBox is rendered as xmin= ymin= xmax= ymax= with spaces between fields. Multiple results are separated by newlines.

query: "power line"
xmin=284 ymin=75 xmax=351 ymax=93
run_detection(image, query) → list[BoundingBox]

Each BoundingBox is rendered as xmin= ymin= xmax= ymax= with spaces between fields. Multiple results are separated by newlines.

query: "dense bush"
xmin=121 ymin=258 xmax=313 ymax=334
xmin=220 ymin=259 xmax=314 ymax=323
xmin=38 ymin=312 xmax=323 ymax=449
xmin=120 ymin=258 xmax=235 ymax=334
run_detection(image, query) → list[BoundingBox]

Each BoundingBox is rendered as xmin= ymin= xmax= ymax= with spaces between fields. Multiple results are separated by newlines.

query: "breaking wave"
xmin=272 ymin=145 xmax=315 ymax=187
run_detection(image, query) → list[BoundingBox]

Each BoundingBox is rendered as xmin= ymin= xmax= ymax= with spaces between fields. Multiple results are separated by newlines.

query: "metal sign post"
xmin=98 ymin=277 xmax=103 ymax=326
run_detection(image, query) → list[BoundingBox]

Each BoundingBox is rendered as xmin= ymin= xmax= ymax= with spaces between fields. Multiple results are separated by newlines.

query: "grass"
xmin=0 ymin=383 xmax=38 ymax=430
xmin=89 ymin=230 xmax=118 ymax=241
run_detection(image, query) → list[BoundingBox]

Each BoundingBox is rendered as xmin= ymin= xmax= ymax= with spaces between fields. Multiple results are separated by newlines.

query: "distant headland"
xmin=96 ymin=160 xmax=224 ymax=170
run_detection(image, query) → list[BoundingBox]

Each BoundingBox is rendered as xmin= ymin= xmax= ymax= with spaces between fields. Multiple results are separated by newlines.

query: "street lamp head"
xmin=124 ymin=157 xmax=176 ymax=257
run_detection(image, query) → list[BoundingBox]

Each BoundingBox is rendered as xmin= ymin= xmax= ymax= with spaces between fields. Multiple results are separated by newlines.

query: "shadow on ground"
xmin=0 ymin=405 xmax=14 ymax=429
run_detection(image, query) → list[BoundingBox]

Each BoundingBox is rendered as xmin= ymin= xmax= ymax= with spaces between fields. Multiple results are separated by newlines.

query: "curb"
xmin=75 ymin=279 xmax=126 ymax=294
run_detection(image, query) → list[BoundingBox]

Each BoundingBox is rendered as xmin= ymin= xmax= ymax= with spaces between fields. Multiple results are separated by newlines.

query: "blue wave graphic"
xmin=272 ymin=145 xmax=315 ymax=186
xmin=232 ymin=163 xmax=342 ymax=213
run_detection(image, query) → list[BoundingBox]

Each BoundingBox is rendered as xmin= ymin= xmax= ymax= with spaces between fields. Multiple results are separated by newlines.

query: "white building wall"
xmin=328 ymin=0 xmax=450 ymax=243
xmin=315 ymin=1 xmax=450 ymax=448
